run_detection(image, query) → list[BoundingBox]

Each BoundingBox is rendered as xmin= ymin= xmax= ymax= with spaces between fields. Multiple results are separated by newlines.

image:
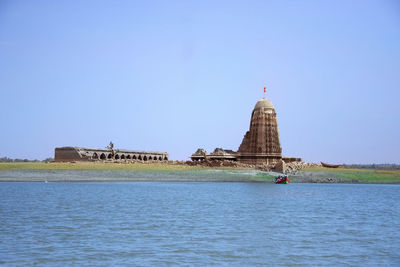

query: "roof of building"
xmin=191 ymin=148 xmax=207 ymax=157
xmin=254 ymin=98 xmax=275 ymax=110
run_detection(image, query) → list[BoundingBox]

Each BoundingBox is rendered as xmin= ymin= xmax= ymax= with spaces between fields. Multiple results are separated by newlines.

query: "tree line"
xmin=342 ymin=164 xmax=400 ymax=170
xmin=0 ymin=157 xmax=54 ymax=163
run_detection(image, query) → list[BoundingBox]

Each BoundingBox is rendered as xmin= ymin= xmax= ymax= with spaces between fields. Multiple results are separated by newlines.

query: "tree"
xmin=42 ymin=157 xmax=54 ymax=163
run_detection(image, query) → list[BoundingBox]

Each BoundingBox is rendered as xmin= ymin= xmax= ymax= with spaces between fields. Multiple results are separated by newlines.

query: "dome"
xmin=254 ymin=98 xmax=275 ymax=110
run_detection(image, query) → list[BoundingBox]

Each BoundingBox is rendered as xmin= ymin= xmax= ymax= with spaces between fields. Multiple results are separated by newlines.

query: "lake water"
xmin=1 ymin=181 xmax=399 ymax=266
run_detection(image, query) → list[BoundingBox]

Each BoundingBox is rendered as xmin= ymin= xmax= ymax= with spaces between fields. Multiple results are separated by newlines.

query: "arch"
xmin=133 ymin=155 xmax=137 ymax=160
xmin=93 ymin=153 xmax=99 ymax=159
xmin=115 ymin=154 xmax=120 ymax=160
xmin=143 ymin=156 xmax=148 ymax=161
xmin=120 ymin=154 xmax=125 ymax=160
xmin=138 ymin=155 xmax=142 ymax=160
xmin=107 ymin=154 xmax=113 ymax=159
xmin=149 ymin=156 xmax=152 ymax=160
xmin=126 ymin=155 xmax=131 ymax=159
xmin=164 ymin=157 xmax=168 ymax=161
xmin=159 ymin=156 xmax=162 ymax=161
xmin=100 ymin=153 xmax=106 ymax=160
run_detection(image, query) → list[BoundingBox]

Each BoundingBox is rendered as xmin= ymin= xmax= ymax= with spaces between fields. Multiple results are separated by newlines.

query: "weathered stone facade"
xmin=55 ymin=147 xmax=169 ymax=162
xmin=191 ymin=148 xmax=237 ymax=161
xmin=237 ymin=98 xmax=282 ymax=165
xmin=282 ymin=157 xmax=302 ymax=163
xmin=190 ymin=97 xmax=302 ymax=169
xmin=190 ymin=148 xmax=208 ymax=161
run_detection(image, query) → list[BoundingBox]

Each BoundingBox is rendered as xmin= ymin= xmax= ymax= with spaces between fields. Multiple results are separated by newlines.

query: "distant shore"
xmin=0 ymin=162 xmax=399 ymax=184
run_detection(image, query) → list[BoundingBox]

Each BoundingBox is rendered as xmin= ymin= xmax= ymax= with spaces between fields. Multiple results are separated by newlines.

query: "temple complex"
xmin=54 ymin=95 xmax=300 ymax=171
xmin=190 ymin=97 xmax=301 ymax=170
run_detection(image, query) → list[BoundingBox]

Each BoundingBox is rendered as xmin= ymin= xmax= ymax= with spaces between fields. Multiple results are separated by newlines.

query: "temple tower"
xmin=237 ymin=98 xmax=282 ymax=165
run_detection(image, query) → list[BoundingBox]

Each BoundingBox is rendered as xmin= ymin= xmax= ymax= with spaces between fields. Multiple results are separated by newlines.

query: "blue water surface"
xmin=1 ymin=182 xmax=399 ymax=266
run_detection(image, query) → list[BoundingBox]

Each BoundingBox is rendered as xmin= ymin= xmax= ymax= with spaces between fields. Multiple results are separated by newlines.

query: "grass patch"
xmin=0 ymin=162 xmax=270 ymax=182
xmin=0 ymin=162 xmax=244 ymax=172
xmin=301 ymin=166 xmax=400 ymax=183
xmin=2 ymin=163 xmax=399 ymax=184
xmin=0 ymin=162 xmax=193 ymax=171
xmin=254 ymin=172 xmax=275 ymax=181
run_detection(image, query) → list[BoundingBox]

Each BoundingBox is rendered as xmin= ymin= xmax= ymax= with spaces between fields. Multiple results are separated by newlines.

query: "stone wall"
xmin=237 ymin=155 xmax=282 ymax=166
xmin=55 ymin=147 xmax=169 ymax=162
xmin=282 ymin=157 xmax=302 ymax=163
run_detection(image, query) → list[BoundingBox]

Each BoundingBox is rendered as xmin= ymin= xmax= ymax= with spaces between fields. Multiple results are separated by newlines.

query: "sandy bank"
xmin=0 ymin=163 xmax=399 ymax=184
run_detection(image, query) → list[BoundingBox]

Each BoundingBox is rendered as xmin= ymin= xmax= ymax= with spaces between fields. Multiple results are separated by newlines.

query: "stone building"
xmin=191 ymin=148 xmax=237 ymax=161
xmin=209 ymin=148 xmax=237 ymax=161
xmin=190 ymin=148 xmax=208 ymax=161
xmin=54 ymin=146 xmax=169 ymax=162
xmin=237 ymin=98 xmax=282 ymax=165
xmin=190 ymin=97 xmax=301 ymax=169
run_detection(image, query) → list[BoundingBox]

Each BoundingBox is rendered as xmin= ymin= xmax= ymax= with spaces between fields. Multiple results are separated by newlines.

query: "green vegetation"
xmin=0 ymin=161 xmax=236 ymax=171
xmin=254 ymin=172 xmax=275 ymax=181
xmin=301 ymin=166 xmax=400 ymax=183
xmin=1 ymin=162 xmax=400 ymax=184
xmin=0 ymin=162 xmax=190 ymax=171
xmin=0 ymin=157 xmax=54 ymax=163
xmin=342 ymin=163 xmax=400 ymax=170
xmin=0 ymin=162 xmax=268 ymax=183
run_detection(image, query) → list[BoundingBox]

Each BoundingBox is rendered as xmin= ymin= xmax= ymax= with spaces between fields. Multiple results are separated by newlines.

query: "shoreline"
xmin=1 ymin=179 xmax=399 ymax=184
xmin=1 ymin=162 xmax=400 ymax=184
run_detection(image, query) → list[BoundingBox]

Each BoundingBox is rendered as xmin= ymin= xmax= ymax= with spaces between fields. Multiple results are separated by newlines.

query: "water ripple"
xmin=0 ymin=182 xmax=399 ymax=266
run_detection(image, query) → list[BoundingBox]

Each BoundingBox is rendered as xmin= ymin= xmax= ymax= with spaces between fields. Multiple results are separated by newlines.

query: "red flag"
xmin=264 ymin=87 xmax=266 ymax=93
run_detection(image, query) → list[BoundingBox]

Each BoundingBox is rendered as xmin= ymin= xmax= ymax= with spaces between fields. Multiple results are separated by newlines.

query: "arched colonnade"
xmin=92 ymin=152 xmax=168 ymax=161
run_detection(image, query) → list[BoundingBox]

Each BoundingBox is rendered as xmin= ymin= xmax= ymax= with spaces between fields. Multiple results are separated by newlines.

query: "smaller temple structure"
xmin=190 ymin=148 xmax=237 ymax=161
xmin=55 ymin=142 xmax=168 ymax=162
xmin=189 ymin=95 xmax=302 ymax=171
xmin=190 ymin=148 xmax=208 ymax=161
xmin=191 ymin=148 xmax=300 ymax=164
xmin=208 ymin=148 xmax=237 ymax=161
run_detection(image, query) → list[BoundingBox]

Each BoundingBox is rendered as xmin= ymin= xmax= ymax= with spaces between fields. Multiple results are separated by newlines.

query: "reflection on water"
xmin=1 ymin=181 xmax=400 ymax=265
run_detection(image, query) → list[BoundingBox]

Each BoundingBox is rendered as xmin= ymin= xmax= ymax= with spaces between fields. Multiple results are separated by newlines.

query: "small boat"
xmin=274 ymin=175 xmax=290 ymax=184
xmin=321 ymin=162 xmax=341 ymax=168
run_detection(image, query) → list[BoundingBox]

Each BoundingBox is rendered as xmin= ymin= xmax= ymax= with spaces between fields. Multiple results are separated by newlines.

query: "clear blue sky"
xmin=1 ymin=0 xmax=399 ymax=163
